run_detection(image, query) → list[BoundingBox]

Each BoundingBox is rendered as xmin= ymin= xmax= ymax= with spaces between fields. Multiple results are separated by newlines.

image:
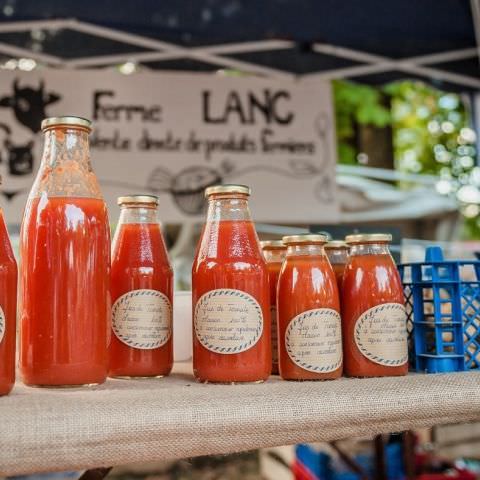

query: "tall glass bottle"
xmin=109 ymin=195 xmax=173 ymax=378
xmin=0 ymin=180 xmax=17 ymax=396
xmin=19 ymin=116 xmax=111 ymax=387
xmin=192 ymin=184 xmax=271 ymax=383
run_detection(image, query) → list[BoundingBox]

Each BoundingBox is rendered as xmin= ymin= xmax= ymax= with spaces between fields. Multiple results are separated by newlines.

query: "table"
xmin=2 ymin=364 xmax=480 ymax=476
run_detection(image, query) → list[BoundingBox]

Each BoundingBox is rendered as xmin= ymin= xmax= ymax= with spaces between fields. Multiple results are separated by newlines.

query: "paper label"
xmin=0 ymin=306 xmax=4 ymax=344
xmin=354 ymin=302 xmax=408 ymax=366
xmin=285 ymin=308 xmax=342 ymax=373
xmin=271 ymin=305 xmax=278 ymax=365
xmin=194 ymin=288 xmax=264 ymax=354
xmin=112 ymin=289 xmax=172 ymax=350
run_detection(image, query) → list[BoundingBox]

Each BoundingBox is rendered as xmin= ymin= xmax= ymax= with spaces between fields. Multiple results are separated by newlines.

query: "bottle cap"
xmin=41 ymin=116 xmax=92 ymax=132
xmin=345 ymin=233 xmax=392 ymax=244
xmin=324 ymin=240 xmax=349 ymax=249
xmin=117 ymin=195 xmax=159 ymax=206
xmin=260 ymin=240 xmax=286 ymax=249
xmin=283 ymin=234 xmax=329 ymax=245
xmin=205 ymin=184 xmax=251 ymax=197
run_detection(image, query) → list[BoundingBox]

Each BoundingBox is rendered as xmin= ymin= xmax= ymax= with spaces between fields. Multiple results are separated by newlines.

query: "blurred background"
xmin=1 ymin=1 xmax=480 ymax=479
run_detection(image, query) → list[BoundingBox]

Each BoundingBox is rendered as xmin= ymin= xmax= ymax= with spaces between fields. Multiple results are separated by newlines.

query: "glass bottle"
xmin=277 ymin=234 xmax=342 ymax=380
xmin=192 ymin=184 xmax=271 ymax=383
xmin=0 ymin=181 xmax=17 ymax=396
xmin=109 ymin=195 xmax=173 ymax=378
xmin=19 ymin=116 xmax=111 ymax=387
xmin=324 ymin=240 xmax=349 ymax=294
xmin=342 ymin=233 xmax=408 ymax=377
xmin=260 ymin=240 xmax=286 ymax=375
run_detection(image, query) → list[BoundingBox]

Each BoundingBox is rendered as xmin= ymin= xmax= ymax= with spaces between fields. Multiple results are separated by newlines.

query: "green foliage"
xmin=388 ymin=80 xmax=478 ymax=238
xmin=333 ymin=79 xmax=478 ymax=239
xmin=333 ymin=80 xmax=391 ymax=164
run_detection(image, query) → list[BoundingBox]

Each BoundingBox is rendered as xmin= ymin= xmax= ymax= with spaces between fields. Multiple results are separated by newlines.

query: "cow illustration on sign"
xmin=0 ymin=122 xmax=35 ymax=176
xmin=0 ymin=79 xmax=61 ymax=133
xmin=0 ymin=78 xmax=61 ymax=200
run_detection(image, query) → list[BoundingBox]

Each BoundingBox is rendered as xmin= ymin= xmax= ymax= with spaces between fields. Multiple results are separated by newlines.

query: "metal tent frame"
xmin=0 ymin=11 xmax=478 ymax=90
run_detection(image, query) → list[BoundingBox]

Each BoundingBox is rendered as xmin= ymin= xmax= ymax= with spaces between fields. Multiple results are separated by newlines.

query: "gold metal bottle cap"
xmin=345 ymin=233 xmax=392 ymax=244
xmin=41 ymin=116 xmax=92 ymax=132
xmin=324 ymin=240 xmax=349 ymax=249
xmin=117 ymin=195 xmax=159 ymax=206
xmin=205 ymin=184 xmax=251 ymax=197
xmin=260 ymin=240 xmax=286 ymax=249
xmin=283 ymin=234 xmax=329 ymax=245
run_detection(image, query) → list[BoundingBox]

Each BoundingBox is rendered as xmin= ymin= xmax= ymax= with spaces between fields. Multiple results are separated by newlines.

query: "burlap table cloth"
xmin=1 ymin=364 xmax=480 ymax=476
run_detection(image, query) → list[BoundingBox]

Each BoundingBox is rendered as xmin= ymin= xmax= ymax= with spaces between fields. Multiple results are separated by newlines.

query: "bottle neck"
xmin=286 ymin=244 xmax=326 ymax=257
xmin=263 ymin=248 xmax=286 ymax=263
xmin=349 ymin=242 xmax=390 ymax=256
xmin=30 ymin=126 xmax=102 ymax=199
xmin=326 ymin=248 xmax=349 ymax=265
xmin=206 ymin=194 xmax=252 ymax=222
xmin=42 ymin=128 xmax=91 ymax=168
xmin=118 ymin=204 xmax=159 ymax=224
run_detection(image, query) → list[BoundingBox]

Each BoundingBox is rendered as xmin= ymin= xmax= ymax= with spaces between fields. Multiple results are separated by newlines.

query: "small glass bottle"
xmin=342 ymin=233 xmax=408 ymax=378
xmin=19 ymin=116 xmax=111 ymax=387
xmin=109 ymin=195 xmax=173 ymax=378
xmin=0 ymin=180 xmax=17 ymax=396
xmin=192 ymin=184 xmax=271 ymax=383
xmin=324 ymin=241 xmax=349 ymax=294
xmin=260 ymin=240 xmax=286 ymax=375
xmin=277 ymin=234 xmax=342 ymax=380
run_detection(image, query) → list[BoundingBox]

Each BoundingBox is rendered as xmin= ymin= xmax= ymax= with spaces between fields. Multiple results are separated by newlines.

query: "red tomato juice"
xmin=0 ymin=212 xmax=17 ymax=395
xmin=109 ymin=223 xmax=173 ymax=377
xmin=20 ymin=196 xmax=110 ymax=386
xmin=192 ymin=220 xmax=271 ymax=383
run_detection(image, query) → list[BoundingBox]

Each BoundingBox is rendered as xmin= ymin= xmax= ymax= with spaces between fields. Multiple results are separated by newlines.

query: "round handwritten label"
xmin=354 ymin=303 xmax=408 ymax=366
xmin=194 ymin=289 xmax=263 ymax=354
xmin=271 ymin=305 xmax=279 ymax=365
xmin=285 ymin=308 xmax=342 ymax=373
xmin=0 ymin=306 xmax=4 ymax=344
xmin=112 ymin=289 xmax=172 ymax=350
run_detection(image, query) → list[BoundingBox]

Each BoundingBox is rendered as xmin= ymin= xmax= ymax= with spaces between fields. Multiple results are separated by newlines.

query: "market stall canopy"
xmin=0 ymin=0 xmax=478 ymax=91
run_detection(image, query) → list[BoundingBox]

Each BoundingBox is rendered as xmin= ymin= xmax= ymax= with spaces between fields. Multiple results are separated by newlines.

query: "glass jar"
xmin=342 ymin=233 xmax=408 ymax=377
xmin=324 ymin=240 xmax=349 ymax=293
xmin=277 ymin=234 xmax=342 ymax=380
xmin=0 ymin=187 xmax=17 ymax=396
xmin=19 ymin=116 xmax=111 ymax=387
xmin=260 ymin=240 xmax=286 ymax=375
xmin=109 ymin=195 xmax=173 ymax=378
xmin=192 ymin=184 xmax=271 ymax=383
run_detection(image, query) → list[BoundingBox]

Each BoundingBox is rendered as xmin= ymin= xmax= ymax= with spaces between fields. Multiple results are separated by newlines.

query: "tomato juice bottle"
xmin=109 ymin=195 xmax=173 ymax=378
xmin=0 ymin=199 xmax=18 ymax=396
xmin=192 ymin=185 xmax=271 ymax=383
xmin=260 ymin=240 xmax=286 ymax=375
xmin=342 ymin=233 xmax=408 ymax=378
xmin=324 ymin=240 xmax=349 ymax=295
xmin=19 ymin=116 xmax=111 ymax=387
xmin=277 ymin=234 xmax=342 ymax=380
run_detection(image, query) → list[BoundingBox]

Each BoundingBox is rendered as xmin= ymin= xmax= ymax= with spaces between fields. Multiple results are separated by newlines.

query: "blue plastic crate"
xmin=399 ymin=246 xmax=480 ymax=373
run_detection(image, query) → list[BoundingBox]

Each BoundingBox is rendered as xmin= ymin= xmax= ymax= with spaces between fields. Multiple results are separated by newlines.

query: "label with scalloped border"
xmin=285 ymin=308 xmax=342 ymax=373
xmin=112 ymin=289 xmax=172 ymax=350
xmin=354 ymin=302 xmax=408 ymax=366
xmin=195 ymin=288 xmax=263 ymax=354
xmin=0 ymin=306 xmax=4 ymax=344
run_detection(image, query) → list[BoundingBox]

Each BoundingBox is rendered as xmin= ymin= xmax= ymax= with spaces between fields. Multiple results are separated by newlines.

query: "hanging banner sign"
xmin=0 ymin=69 xmax=338 ymax=223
